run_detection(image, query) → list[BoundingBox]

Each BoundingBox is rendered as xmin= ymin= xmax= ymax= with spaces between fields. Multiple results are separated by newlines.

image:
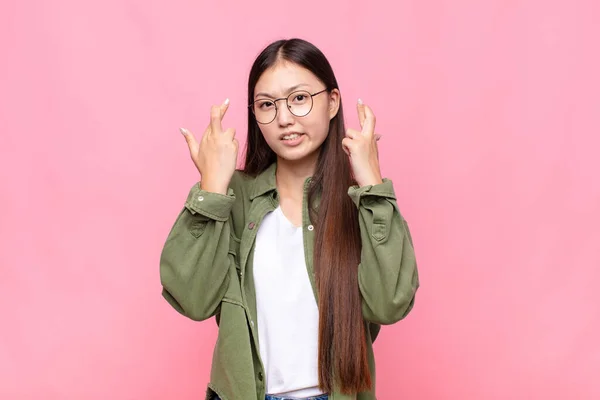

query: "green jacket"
xmin=160 ymin=162 xmax=419 ymax=400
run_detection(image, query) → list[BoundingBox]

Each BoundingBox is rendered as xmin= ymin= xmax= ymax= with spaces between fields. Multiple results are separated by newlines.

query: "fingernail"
xmin=224 ymin=98 xmax=230 ymax=105
xmin=357 ymin=98 xmax=363 ymax=105
xmin=179 ymin=128 xmax=188 ymax=135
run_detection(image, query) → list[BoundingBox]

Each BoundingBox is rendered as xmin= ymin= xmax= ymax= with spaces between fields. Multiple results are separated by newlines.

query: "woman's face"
xmin=252 ymin=62 xmax=340 ymax=163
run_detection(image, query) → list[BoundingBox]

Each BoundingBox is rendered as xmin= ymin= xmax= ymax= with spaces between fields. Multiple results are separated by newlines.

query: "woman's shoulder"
xmin=230 ymin=164 xmax=276 ymax=201
xmin=229 ymin=169 xmax=253 ymax=199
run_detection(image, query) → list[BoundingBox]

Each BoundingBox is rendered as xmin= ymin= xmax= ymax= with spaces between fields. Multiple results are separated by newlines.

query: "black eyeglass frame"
xmin=248 ymin=89 xmax=329 ymax=124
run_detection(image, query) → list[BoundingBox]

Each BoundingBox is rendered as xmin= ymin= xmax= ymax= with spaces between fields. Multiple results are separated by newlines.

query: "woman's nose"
xmin=276 ymin=103 xmax=295 ymax=126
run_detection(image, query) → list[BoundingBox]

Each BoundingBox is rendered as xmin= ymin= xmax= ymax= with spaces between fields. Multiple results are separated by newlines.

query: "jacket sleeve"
xmin=348 ymin=179 xmax=420 ymax=325
xmin=160 ymin=182 xmax=236 ymax=321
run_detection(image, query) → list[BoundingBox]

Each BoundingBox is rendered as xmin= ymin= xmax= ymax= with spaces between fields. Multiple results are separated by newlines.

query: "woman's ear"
xmin=328 ymin=89 xmax=341 ymax=120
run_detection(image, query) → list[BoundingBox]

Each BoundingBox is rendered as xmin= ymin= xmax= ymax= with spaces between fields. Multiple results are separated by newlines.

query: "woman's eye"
xmin=260 ymin=101 xmax=274 ymax=109
xmin=294 ymin=95 xmax=306 ymax=102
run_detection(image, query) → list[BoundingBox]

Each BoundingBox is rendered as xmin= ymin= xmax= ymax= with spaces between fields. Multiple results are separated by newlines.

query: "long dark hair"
xmin=243 ymin=38 xmax=371 ymax=395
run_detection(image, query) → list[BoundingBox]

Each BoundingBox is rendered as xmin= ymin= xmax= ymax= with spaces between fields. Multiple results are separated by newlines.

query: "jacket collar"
xmin=248 ymin=163 xmax=278 ymax=200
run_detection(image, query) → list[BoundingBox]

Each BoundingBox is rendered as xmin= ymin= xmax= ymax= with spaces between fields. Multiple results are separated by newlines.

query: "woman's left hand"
xmin=342 ymin=100 xmax=384 ymax=187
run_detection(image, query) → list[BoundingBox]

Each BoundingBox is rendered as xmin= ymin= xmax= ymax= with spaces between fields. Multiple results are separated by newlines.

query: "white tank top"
xmin=252 ymin=206 xmax=325 ymax=397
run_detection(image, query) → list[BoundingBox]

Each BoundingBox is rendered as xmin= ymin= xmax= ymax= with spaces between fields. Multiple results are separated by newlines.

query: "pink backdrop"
xmin=1 ymin=0 xmax=599 ymax=398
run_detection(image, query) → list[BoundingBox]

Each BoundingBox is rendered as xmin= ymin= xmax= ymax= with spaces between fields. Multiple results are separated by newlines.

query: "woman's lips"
xmin=280 ymin=132 xmax=305 ymax=147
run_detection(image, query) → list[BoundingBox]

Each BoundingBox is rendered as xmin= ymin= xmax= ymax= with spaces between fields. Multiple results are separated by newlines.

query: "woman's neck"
xmin=275 ymin=154 xmax=317 ymax=203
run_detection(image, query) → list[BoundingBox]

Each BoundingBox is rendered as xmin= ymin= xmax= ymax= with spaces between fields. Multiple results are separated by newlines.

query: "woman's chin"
xmin=275 ymin=145 xmax=319 ymax=163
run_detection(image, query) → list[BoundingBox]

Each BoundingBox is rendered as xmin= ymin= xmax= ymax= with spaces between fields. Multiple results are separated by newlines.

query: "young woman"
xmin=160 ymin=38 xmax=419 ymax=400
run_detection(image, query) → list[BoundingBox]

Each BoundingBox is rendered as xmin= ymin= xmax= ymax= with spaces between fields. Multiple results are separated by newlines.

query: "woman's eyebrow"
xmin=255 ymin=84 xmax=310 ymax=99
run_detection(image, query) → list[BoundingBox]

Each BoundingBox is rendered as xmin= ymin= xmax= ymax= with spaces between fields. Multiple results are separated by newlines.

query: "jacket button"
xmin=258 ymin=371 xmax=263 ymax=381
xmin=197 ymin=196 xmax=204 ymax=202
xmin=307 ymin=224 xmax=314 ymax=231
xmin=248 ymin=222 xmax=255 ymax=230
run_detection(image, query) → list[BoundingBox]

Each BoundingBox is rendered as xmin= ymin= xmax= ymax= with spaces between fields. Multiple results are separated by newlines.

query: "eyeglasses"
xmin=248 ymin=89 xmax=328 ymax=124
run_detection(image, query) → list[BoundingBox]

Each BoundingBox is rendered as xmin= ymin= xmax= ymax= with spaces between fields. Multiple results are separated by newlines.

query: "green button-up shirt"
xmin=160 ymin=162 xmax=419 ymax=400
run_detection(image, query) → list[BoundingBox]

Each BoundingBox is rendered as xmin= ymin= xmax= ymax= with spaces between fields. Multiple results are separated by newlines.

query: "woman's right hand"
xmin=180 ymin=99 xmax=238 ymax=195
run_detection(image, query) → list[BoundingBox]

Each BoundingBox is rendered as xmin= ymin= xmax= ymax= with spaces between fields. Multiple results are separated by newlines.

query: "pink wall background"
xmin=1 ymin=0 xmax=599 ymax=398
